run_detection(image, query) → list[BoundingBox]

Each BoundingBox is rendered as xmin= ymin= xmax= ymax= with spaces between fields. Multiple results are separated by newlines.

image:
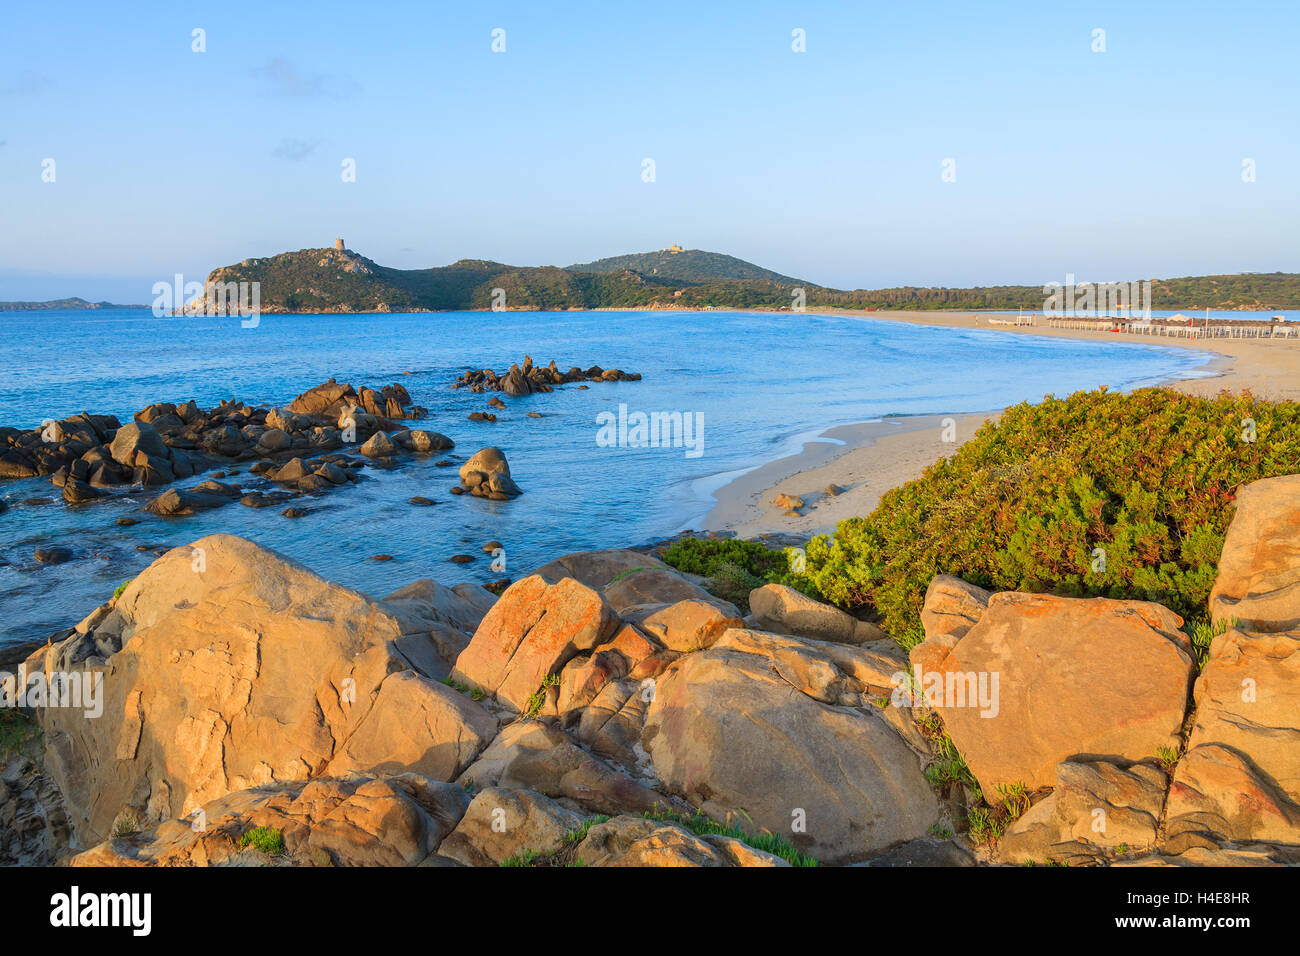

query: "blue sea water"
xmin=0 ymin=307 xmax=1213 ymax=646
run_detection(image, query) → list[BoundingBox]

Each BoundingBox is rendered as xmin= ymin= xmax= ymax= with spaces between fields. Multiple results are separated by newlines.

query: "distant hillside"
xmin=190 ymin=244 xmax=1300 ymax=313
xmin=567 ymin=248 xmax=798 ymax=284
xmin=195 ymin=248 xmax=694 ymax=313
xmin=0 ymin=297 xmax=144 ymax=312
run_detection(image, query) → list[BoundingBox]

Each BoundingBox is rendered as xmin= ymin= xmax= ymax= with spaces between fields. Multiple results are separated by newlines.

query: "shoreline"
xmin=697 ymin=411 xmax=1000 ymax=539
xmin=702 ymin=308 xmax=1300 ymax=539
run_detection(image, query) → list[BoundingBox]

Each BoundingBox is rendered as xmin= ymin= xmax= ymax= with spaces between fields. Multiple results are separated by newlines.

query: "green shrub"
xmin=789 ymin=388 xmax=1300 ymax=645
xmin=238 ymin=825 xmax=285 ymax=856
xmin=922 ymin=732 xmax=978 ymax=797
xmin=660 ymin=537 xmax=806 ymax=612
xmin=704 ymin=561 xmax=767 ymax=612
xmin=0 ymin=710 xmax=38 ymax=759
xmin=112 ymin=579 xmax=132 ymax=600
xmin=110 ymin=806 xmax=145 ymax=838
xmin=661 ymin=537 xmax=790 ymax=577
xmin=1156 ymin=746 xmax=1181 ymax=773
xmin=523 ymin=691 xmax=545 ymax=719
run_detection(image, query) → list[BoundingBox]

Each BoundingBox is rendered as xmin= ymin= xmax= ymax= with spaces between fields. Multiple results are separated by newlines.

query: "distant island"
xmin=175 ymin=240 xmax=1300 ymax=314
xmin=0 ymin=297 xmax=145 ymax=312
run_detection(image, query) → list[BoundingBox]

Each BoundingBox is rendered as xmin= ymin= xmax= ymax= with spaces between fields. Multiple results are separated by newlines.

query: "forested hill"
xmin=567 ymin=248 xmax=798 ymax=284
xmin=191 ymin=245 xmax=1300 ymax=313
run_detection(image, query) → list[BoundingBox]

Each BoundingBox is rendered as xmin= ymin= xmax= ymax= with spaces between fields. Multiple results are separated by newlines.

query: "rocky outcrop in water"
xmin=454 ymin=447 xmax=522 ymax=499
xmin=453 ymin=355 xmax=641 ymax=395
xmin=0 ymin=378 xmax=428 ymax=508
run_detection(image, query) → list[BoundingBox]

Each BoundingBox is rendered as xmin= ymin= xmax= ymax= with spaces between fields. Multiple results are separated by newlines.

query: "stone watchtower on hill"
xmin=333 ymin=238 xmax=345 ymax=251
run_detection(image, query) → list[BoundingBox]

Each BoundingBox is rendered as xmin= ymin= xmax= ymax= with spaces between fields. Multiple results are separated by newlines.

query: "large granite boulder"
xmin=1164 ymin=744 xmax=1300 ymax=851
xmin=714 ymin=627 xmax=908 ymax=699
xmin=1164 ymin=627 xmax=1300 ymax=850
xmin=533 ymin=549 xmax=676 ymax=590
xmin=927 ymin=592 xmax=1193 ymax=795
xmin=437 ymin=787 xmax=584 ymax=867
xmin=455 ymin=721 xmax=662 ymax=816
xmin=1183 ymin=629 xmax=1300 ymax=800
xmin=286 ymin=379 xmax=356 ymax=418
xmin=620 ymin=599 xmax=743 ymax=652
xmin=457 ymin=447 xmax=521 ymax=499
xmin=571 ymin=816 xmax=788 ymax=867
xmin=108 ymin=421 xmax=169 ymax=468
xmin=749 ymin=583 xmax=886 ymax=645
xmin=999 ymin=760 xmax=1168 ymax=865
xmin=378 ymin=578 xmax=498 ymax=679
xmin=603 ymin=568 xmax=730 ymax=616
xmin=642 ymin=629 xmax=940 ymax=864
xmin=27 ymin=534 xmax=497 ymax=846
xmin=450 ymin=574 xmax=618 ymax=711
xmin=910 ymin=574 xmax=992 ymax=677
xmin=68 ymin=773 xmax=471 ymax=867
xmin=1178 ymin=475 xmax=1300 ymax=848
xmin=325 ymin=670 xmax=498 ymax=781
xmin=1209 ymin=474 xmax=1300 ymax=632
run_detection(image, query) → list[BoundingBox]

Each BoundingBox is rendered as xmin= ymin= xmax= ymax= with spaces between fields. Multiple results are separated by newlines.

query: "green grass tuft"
xmin=641 ymin=808 xmax=819 ymax=867
xmin=564 ymin=814 xmax=611 ymax=844
xmin=0 ymin=710 xmax=39 ymax=760
xmin=500 ymin=848 xmax=544 ymax=867
xmin=239 ymin=825 xmax=285 ymax=856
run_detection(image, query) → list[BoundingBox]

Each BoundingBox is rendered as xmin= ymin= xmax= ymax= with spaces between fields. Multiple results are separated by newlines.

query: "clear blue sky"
xmin=1 ymin=0 xmax=1296 ymax=300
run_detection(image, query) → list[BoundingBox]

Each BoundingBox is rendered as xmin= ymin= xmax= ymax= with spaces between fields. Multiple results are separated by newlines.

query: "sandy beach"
xmin=704 ymin=309 xmax=1300 ymax=538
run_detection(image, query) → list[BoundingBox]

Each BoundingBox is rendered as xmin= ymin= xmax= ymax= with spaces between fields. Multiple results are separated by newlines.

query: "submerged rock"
xmin=33 ymin=545 xmax=74 ymax=565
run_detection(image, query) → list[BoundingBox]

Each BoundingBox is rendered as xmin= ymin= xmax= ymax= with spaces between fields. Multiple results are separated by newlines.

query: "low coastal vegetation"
xmin=110 ymin=806 xmax=146 ymax=838
xmin=659 ymin=537 xmax=793 ymax=612
xmin=0 ymin=711 xmax=38 ymax=761
xmin=665 ymin=388 xmax=1298 ymax=650
xmin=238 ymin=826 xmax=286 ymax=856
xmin=787 ymin=388 xmax=1300 ymax=647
